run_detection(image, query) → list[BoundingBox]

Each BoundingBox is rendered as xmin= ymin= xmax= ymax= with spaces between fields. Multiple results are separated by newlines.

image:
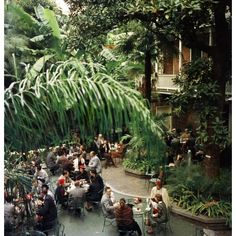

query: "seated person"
xmin=193 ymin=143 xmax=205 ymax=163
xmin=75 ymin=165 xmax=89 ymax=183
xmin=34 ymin=165 xmax=49 ymax=185
xmin=31 ymin=178 xmax=41 ymax=197
xmin=85 ymin=171 xmax=104 ymax=211
xmin=150 ymin=179 xmax=170 ymax=209
xmin=146 ymin=194 xmax=168 ymax=234
xmin=62 ymin=158 xmax=75 ymax=174
xmin=46 ymin=148 xmax=60 ymax=175
xmin=4 ymin=194 xmax=15 ymax=234
xmin=54 ymin=178 xmax=68 ymax=207
xmin=28 ymin=161 xmax=36 ymax=176
xmin=180 ymin=128 xmax=191 ymax=143
xmin=41 ymin=184 xmax=55 ymax=202
xmin=89 ymin=169 xmax=104 ymax=191
xmin=67 ymin=180 xmax=86 ymax=215
xmin=67 ymin=180 xmax=86 ymax=199
xmin=58 ymin=170 xmax=73 ymax=187
xmin=101 ymin=140 xmax=117 ymax=168
xmin=100 ymin=140 xmax=110 ymax=159
xmin=101 ymin=186 xmax=119 ymax=219
xmin=73 ymin=154 xmax=86 ymax=173
xmin=35 ymin=184 xmax=57 ymax=232
xmin=115 ymin=198 xmax=142 ymax=236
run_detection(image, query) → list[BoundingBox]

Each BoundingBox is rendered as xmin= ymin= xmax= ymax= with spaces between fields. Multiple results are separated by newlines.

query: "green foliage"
xmin=122 ymin=120 xmax=167 ymax=172
xmin=123 ymin=154 xmax=148 ymax=172
xmin=167 ymin=165 xmax=231 ymax=225
xmin=4 ymin=152 xmax=32 ymax=194
xmin=169 ymin=58 xmax=229 ymax=149
xmin=5 ymin=2 xmax=69 ymax=85
xmin=5 ymin=56 xmax=164 ymax=151
xmin=10 ymin=0 xmax=57 ymax=15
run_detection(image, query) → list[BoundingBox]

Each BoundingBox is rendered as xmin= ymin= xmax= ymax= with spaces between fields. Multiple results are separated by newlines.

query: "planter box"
xmin=171 ymin=203 xmax=230 ymax=231
xmin=124 ymin=167 xmax=146 ymax=179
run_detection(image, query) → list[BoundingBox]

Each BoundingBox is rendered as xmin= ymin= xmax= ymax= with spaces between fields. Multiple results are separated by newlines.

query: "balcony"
xmin=152 ymin=74 xmax=179 ymax=95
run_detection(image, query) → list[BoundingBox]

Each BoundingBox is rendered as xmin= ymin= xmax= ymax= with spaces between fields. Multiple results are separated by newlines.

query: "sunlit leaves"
xmin=5 ymin=57 xmax=163 ymax=150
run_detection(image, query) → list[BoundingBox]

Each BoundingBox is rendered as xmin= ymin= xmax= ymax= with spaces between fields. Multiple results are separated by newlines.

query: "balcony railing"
xmin=152 ymin=74 xmax=231 ymax=100
xmin=153 ymin=74 xmax=179 ymax=94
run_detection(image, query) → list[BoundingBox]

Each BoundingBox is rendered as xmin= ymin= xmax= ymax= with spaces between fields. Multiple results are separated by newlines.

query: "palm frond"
xmin=5 ymin=58 xmax=164 ymax=150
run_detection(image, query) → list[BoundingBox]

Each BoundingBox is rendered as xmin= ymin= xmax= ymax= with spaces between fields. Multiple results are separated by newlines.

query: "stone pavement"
xmin=56 ymin=161 xmax=231 ymax=236
xmin=101 ymin=162 xmax=150 ymax=198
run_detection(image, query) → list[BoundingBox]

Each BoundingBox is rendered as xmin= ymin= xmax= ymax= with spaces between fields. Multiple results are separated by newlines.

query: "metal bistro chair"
xmin=20 ymin=230 xmax=47 ymax=236
xmin=118 ymin=229 xmax=136 ymax=236
xmin=89 ymin=200 xmax=102 ymax=216
xmin=101 ymin=211 xmax=116 ymax=232
xmin=42 ymin=219 xmax=58 ymax=236
xmin=43 ymin=221 xmax=66 ymax=236
xmin=117 ymin=218 xmax=136 ymax=236
xmin=67 ymin=196 xmax=85 ymax=217
xmin=151 ymin=207 xmax=172 ymax=236
xmin=89 ymin=187 xmax=104 ymax=215
xmin=55 ymin=222 xmax=66 ymax=236
xmin=144 ymin=169 xmax=155 ymax=188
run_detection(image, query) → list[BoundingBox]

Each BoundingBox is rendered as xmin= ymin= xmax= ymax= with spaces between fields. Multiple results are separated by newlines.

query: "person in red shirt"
xmin=115 ymin=198 xmax=142 ymax=236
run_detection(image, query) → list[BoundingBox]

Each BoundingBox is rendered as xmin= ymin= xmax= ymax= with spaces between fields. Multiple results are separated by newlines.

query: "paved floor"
xmin=101 ymin=162 xmax=150 ymax=198
xmin=55 ymin=162 xmax=231 ymax=236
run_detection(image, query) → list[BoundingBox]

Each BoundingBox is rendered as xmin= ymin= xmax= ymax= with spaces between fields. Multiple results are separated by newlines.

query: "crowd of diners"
xmin=164 ymin=127 xmax=207 ymax=166
xmin=4 ymin=133 xmax=171 ymax=235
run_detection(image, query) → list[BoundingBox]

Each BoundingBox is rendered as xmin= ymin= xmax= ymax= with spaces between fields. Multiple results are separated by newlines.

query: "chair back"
xmin=118 ymin=229 xmax=134 ymax=235
xmin=55 ymin=222 xmax=66 ymax=236
xmin=67 ymin=196 xmax=84 ymax=211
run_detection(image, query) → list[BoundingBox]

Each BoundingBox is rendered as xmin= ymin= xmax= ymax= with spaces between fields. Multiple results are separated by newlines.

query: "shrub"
xmin=167 ymin=165 xmax=231 ymax=226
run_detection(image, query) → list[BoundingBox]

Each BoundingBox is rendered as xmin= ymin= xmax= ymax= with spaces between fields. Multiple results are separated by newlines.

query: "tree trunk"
xmin=203 ymin=0 xmax=231 ymax=178
xmin=144 ymin=50 xmax=152 ymax=106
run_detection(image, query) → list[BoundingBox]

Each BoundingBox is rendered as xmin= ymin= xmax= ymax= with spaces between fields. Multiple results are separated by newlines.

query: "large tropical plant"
xmin=5 ymin=2 xmax=68 ymax=87
xmin=4 ymin=2 xmax=166 ymax=203
xmin=5 ymin=55 xmax=164 ymax=151
xmin=65 ymin=0 xmax=232 ymax=179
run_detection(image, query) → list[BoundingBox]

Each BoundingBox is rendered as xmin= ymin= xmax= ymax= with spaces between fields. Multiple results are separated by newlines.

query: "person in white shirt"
xmin=73 ymin=154 xmax=86 ymax=172
xmin=34 ymin=165 xmax=49 ymax=185
xmin=150 ymin=179 xmax=170 ymax=208
xmin=101 ymin=186 xmax=119 ymax=219
xmin=88 ymin=151 xmax=102 ymax=174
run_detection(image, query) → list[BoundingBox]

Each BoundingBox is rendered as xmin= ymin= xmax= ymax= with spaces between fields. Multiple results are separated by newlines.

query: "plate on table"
xmin=133 ymin=207 xmax=142 ymax=213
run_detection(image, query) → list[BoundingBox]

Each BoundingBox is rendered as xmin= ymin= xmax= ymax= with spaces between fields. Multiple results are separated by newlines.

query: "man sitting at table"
xmin=101 ymin=186 xmax=119 ymax=219
xmin=55 ymin=178 xmax=68 ymax=208
xmin=115 ymin=198 xmax=142 ymax=236
xmin=46 ymin=148 xmax=60 ymax=175
xmin=34 ymin=165 xmax=49 ymax=186
xmin=146 ymin=193 xmax=168 ymax=234
xmin=67 ymin=180 xmax=87 ymax=215
xmin=35 ymin=184 xmax=57 ymax=232
xmin=75 ymin=165 xmax=89 ymax=183
xmin=85 ymin=170 xmax=104 ymax=211
xmin=67 ymin=180 xmax=87 ymax=199
xmin=58 ymin=170 xmax=73 ymax=187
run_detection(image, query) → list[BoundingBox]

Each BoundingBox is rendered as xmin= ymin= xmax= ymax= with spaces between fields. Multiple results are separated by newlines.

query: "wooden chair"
xmin=111 ymin=144 xmax=126 ymax=164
